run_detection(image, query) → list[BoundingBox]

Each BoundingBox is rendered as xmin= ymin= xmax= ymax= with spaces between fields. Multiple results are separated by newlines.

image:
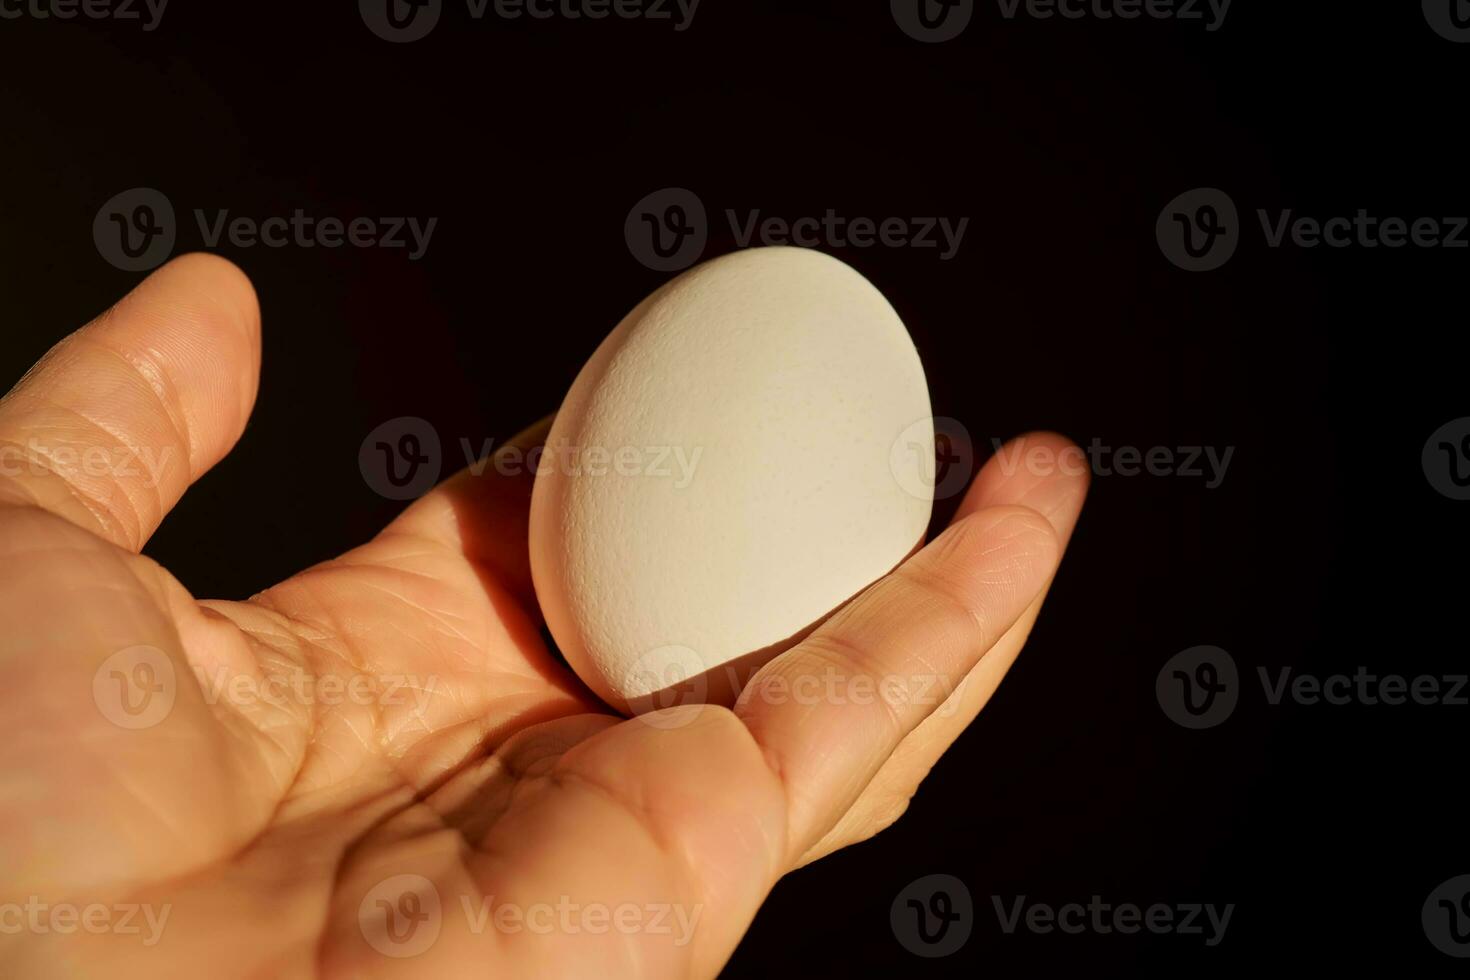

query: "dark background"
xmin=1 ymin=1 xmax=1465 ymax=975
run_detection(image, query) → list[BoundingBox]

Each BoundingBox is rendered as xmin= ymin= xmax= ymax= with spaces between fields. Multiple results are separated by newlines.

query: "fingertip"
xmin=1024 ymin=430 xmax=1092 ymax=489
xmin=100 ymin=252 xmax=263 ymax=472
xmin=127 ymin=252 xmax=261 ymax=339
xmin=962 ymin=431 xmax=1090 ymax=544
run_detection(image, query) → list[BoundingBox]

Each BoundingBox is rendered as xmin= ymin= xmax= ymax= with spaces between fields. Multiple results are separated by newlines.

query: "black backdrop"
xmin=1 ymin=1 xmax=1465 ymax=975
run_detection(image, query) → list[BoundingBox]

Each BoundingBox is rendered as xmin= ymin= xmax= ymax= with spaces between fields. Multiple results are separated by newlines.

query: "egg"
xmin=528 ymin=247 xmax=935 ymax=714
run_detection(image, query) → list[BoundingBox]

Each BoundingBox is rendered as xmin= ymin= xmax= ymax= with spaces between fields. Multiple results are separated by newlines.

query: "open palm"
xmin=0 ymin=255 xmax=1086 ymax=979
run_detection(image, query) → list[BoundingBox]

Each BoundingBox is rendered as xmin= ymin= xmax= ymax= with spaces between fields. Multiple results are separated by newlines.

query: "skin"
xmin=0 ymin=254 xmax=1088 ymax=978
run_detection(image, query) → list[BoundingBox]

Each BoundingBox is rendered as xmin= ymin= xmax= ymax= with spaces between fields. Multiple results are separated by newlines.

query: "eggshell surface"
xmin=528 ymin=247 xmax=935 ymax=711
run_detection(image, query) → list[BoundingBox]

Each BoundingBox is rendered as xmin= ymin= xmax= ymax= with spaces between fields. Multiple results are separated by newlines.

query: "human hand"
xmin=0 ymin=255 xmax=1086 ymax=978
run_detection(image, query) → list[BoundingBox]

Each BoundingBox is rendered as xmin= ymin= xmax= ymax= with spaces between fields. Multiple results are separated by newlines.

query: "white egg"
xmin=528 ymin=247 xmax=935 ymax=713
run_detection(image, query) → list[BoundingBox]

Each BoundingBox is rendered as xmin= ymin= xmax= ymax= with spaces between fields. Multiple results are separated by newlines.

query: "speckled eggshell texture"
xmin=528 ymin=246 xmax=935 ymax=712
